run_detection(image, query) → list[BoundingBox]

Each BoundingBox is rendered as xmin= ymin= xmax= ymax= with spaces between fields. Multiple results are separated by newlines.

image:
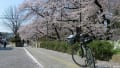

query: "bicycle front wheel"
xmin=86 ymin=46 xmax=95 ymax=68
xmin=72 ymin=46 xmax=87 ymax=67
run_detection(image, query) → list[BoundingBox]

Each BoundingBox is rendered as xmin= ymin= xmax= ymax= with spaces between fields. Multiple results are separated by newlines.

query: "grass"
xmin=114 ymin=48 xmax=120 ymax=54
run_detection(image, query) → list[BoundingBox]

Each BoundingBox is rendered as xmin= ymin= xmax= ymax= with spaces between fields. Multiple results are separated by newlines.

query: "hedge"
xmin=40 ymin=40 xmax=116 ymax=61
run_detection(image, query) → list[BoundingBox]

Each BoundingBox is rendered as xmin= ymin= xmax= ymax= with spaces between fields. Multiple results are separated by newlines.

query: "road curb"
xmin=23 ymin=47 xmax=44 ymax=68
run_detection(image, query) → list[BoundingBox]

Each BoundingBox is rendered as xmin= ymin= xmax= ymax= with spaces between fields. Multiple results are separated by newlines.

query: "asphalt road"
xmin=26 ymin=47 xmax=79 ymax=68
xmin=0 ymin=45 xmax=119 ymax=68
xmin=26 ymin=47 xmax=120 ymax=68
xmin=0 ymin=47 xmax=41 ymax=68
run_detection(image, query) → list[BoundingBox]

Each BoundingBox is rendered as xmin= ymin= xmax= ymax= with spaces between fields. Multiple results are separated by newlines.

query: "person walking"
xmin=3 ymin=38 xmax=7 ymax=48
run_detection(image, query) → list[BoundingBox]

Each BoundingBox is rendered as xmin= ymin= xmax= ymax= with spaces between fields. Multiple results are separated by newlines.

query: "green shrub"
xmin=88 ymin=40 xmax=114 ymax=61
xmin=114 ymin=49 xmax=120 ymax=54
xmin=40 ymin=40 xmax=72 ymax=53
xmin=9 ymin=37 xmax=16 ymax=43
xmin=40 ymin=40 xmax=116 ymax=61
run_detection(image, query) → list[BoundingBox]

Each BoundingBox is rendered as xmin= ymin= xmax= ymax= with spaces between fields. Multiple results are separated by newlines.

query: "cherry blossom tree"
xmin=19 ymin=0 xmax=114 ymax=41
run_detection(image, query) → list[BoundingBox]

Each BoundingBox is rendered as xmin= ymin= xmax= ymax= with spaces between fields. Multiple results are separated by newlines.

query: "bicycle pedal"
xmin=81 ymin=55 xmax=85 ymax=58
xmin=81 ymin=56 xmax=84 ymax=58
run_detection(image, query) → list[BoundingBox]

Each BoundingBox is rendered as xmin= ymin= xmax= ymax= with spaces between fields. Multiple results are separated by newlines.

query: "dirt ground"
xmin=111 ymin=54 xmax=120 ymax=64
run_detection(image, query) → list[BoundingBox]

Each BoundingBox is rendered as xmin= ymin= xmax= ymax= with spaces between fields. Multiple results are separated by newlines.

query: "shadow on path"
xmin=0 ymin=47 xmax=13 ymax=50
xmin=96 ymin=66 xmax=110 ymax=68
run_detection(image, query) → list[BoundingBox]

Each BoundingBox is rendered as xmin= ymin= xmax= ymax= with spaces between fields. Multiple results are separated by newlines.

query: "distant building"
xmin=0 ymin=32 xmax=13 ymax=40
xmin=7 ymin=33 xmax=14 ymax=39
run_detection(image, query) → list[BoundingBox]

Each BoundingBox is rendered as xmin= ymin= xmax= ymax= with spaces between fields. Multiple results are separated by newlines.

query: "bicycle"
xmin=67 ymin=27 xmax=96 ymax=68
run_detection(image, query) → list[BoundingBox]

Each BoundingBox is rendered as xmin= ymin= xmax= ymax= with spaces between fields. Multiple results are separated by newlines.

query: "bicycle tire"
xmin=85 ymin=46 xmax=96 ymax=68
xmin=72 ymin=45 xmax=87 ymax=67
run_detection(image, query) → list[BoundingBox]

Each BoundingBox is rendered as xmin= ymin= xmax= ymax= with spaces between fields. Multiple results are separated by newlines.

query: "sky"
xmin=0 ymin=0 xmax=24 ymax=33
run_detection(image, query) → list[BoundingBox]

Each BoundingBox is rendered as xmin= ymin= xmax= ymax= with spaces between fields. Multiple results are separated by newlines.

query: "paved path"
xmin=1 ymin=45 xmax=119 ymax=68
xmin=26 ymin=47 xmax=79 ymax=68
xmin=0 ymin=47 xmax=41 ymax=68
xmin=26 ymin=47 xmax=120 ymax=68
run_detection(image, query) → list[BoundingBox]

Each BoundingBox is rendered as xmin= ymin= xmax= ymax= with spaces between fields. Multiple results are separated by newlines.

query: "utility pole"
xmin=76 ymin=0 xmax=82 ymax=42
xmin=46 ymin=20 xmax=49 ymax=41
xmin=79 ymin=0 xmax=82 ymax=26
xmin=46 ymin=14 xmax=49 ymax=41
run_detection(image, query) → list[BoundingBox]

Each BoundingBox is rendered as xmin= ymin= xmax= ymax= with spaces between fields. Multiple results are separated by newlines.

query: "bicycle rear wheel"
xmin=72 ymin=45 xmax=87 ymax=67
xmin=86 ymin=46 xmax=95 ymax=68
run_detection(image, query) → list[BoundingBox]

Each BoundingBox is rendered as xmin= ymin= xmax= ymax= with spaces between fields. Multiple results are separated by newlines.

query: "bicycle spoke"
xmin=72 ymin=46 xmax=87 ymax=67
xmin=86 ymin=47 xmax=95 ymax=68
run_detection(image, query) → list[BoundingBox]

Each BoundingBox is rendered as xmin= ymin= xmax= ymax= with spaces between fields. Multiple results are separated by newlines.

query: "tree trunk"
xmin=52 ymin=24 xmax=61 ymax=40
xmin=54 ymin=27 xmax=61 ymax=40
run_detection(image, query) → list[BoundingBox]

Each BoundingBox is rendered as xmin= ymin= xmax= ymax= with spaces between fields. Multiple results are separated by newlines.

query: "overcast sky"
xmin=0 ymin=0 xmax=24 ymax=33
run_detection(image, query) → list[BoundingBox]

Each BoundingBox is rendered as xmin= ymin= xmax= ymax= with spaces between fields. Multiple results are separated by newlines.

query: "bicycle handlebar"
xmin=67 ymin=33 xmax=95 ymax=45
